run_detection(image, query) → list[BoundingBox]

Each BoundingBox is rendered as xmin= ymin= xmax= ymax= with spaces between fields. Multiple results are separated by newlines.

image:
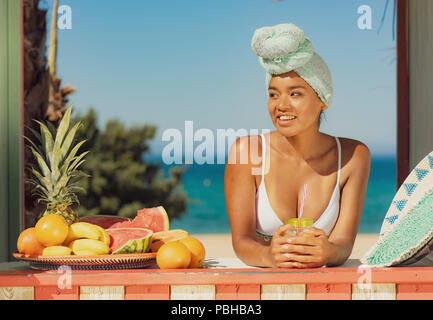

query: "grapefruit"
xmin=35 ymin=214 xmax=69 ymax=246
xmin=178 ymin=237 xmax=206 ymax=268
xmin=17 ymin=227 xmax=45 ymax=256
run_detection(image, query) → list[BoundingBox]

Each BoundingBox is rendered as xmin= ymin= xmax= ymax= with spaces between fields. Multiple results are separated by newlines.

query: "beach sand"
xmin=194 ymin=233 xmax=379 ymax=260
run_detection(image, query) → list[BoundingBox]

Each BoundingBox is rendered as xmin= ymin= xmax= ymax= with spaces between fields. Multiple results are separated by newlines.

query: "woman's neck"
xmin=274 ymin=128 xmax=326 ymax=162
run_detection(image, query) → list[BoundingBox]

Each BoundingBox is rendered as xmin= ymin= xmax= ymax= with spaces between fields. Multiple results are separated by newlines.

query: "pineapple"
xmin=25 ymin=104 xmax=89 ymax=225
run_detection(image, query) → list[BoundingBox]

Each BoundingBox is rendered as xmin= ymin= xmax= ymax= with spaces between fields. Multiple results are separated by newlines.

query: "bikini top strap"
xmin=335 ymin=136 xmax=341 ymax=183
xmin=261 ymin=134 xmax=266 ymax=182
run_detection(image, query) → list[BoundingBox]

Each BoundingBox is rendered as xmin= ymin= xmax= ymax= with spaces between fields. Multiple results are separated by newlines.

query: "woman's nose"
xmin=277 ymin=95 xmax=293 ymax=111
xmin=277 ymin=102 xmax=294 ymax=112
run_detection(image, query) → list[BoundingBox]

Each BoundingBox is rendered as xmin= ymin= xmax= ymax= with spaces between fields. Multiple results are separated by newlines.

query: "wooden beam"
xmin=396 ymin=0 xmax=409 ymax=189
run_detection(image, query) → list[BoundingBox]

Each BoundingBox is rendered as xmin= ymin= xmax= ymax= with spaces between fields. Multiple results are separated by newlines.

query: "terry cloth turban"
xmin=251 ymin=23 xmax=333 ymax=109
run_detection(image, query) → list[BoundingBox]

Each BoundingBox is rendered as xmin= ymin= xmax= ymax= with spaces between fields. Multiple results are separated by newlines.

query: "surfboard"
xmin=361 ymin=151 xmax=433 ymax=267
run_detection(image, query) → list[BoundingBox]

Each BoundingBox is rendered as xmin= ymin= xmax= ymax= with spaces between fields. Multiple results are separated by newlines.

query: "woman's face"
xmin=268 ymin=71 xmax=325 ymax=137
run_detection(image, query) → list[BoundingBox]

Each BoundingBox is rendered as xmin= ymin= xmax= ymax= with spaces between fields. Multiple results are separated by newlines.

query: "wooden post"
xmin=0 ymin=0 xmax=9 ymax=263
xmin=396 ymin=0 xmax=409 ymax=189
xmin=0 ymin=0 xmax=23 ymax=262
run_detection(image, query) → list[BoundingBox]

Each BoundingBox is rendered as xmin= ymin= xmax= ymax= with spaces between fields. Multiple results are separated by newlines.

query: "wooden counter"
xmin=0 ymin=258 xmax=432 ymax=300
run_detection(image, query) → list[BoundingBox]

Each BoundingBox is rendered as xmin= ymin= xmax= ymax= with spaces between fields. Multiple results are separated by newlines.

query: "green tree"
xmin=71 ymin=108 xmax=188 ymax=221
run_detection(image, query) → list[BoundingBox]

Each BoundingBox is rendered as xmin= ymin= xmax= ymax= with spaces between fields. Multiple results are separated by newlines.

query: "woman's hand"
xmin=280 ymin=227 xmax=336 ymax=268
xmin=266 ymin=224 xmax=300 ymax=268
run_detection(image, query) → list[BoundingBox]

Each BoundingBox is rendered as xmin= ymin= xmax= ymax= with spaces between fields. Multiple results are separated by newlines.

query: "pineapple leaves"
xmin=51 ymin=173 xmax=71 ymax=198
xmin=26 ymin=104 xmax=89 ymax=218
xmin=45 ymin=120 xmax=57 ymax=139
xmin=30 ymin=146 xmax=51 ymax=180
xmin=68 ymin=186 xmax=87 ymax=195
xmin=59 ymin=140 xmax=87 ymax=175
xmin=30 ymin=167 xmax=53 ymax=193
xmin=24 ymin=125 xmax=42 ymax=145
xmin=23 ymin=136 xmax=44 ymax=160
xmin=51 ymin=139 xmax=62 ymax=181
xmin=68 ymin=151 xmax=89 ymax=173
xmin=33 ymin=120 xmax=54 ymax=168
xmin=60 ymin=121 xmax=81 ymax=159
xmin=55 ymin=104 xmax=73 ymax=148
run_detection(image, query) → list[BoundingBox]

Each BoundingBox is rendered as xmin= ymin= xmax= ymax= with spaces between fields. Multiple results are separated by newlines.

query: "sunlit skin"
xmin=224 ymin=71 xmax=371 ymax=268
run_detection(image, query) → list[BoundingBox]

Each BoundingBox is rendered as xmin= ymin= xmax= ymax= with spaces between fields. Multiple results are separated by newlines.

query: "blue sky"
xmin=41 ymin=0 xmax=397 ymax=157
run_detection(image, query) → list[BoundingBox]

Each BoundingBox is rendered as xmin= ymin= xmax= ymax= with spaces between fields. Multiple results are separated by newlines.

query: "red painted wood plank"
xmin=124 ymin=285 xmax=170 ymax=300
xmin=215 ymin=284 xmax=260 ymax=300
xmin=34 ymin=286 xmax=79 ymax=300
xmin=307 ymin=283 xmax=351 ymax=300
xmin=397 ymin=284 xmax=433 ymax=300
xmin=1 ymin=267 xmax=433 ymax=287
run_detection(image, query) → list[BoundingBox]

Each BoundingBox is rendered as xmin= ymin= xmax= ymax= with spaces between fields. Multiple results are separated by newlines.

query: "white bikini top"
xmin=255 ymin=134 xmax=341 ymax=240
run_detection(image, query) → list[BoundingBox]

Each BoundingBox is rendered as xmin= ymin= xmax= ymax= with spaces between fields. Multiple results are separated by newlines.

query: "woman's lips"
xmin=277 ymin=115 xmax=297 ymax=126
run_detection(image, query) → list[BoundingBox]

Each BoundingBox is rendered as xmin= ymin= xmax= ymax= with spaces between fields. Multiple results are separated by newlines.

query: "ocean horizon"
xmin=154 ymin=155 xmax=396 ymax=235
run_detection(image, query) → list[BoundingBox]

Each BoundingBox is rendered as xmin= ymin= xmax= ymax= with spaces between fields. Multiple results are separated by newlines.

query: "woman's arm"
xmin=225 ymin=135 xmax=295 ymax=267
xmin=325 ymin=140 xmax=371 ymax=266
xmin=224 ymin=136 xmax=272 ymax=267
xmin=280 ymin=140 xmax=371 ymax=268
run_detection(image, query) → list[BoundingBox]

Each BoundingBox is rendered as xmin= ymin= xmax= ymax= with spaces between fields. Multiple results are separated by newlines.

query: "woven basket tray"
xmin=13 ymin=251 xmax=157 ymax=270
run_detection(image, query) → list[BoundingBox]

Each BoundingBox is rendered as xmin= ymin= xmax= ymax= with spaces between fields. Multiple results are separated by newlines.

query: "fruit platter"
xmin=12 ymin=252 xmax=157 ymax=271
xmin=16 ymin=106 xmax=206 ymax=270
xmin=15 ymin=208 xmax=163 ymax=270
xmin=15 ymin=206 xmax=205 ymax=270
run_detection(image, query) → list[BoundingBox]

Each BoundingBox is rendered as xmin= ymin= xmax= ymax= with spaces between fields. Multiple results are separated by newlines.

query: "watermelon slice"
xmin=79 ymin=215 xmax=131 ymax=229
xmin=106 ymin=228 xmax=153 ymax=254
xmin=109 ymin=206 xmax=169 ymax=233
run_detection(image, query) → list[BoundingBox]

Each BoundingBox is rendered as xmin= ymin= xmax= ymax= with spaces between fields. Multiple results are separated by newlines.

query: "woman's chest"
xmin=255 ymin=153 xmax=341 ymax=222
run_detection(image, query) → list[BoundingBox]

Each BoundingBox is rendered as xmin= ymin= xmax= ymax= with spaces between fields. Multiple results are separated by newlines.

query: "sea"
xmin=157 ymin=156 xmax=396 ymax=234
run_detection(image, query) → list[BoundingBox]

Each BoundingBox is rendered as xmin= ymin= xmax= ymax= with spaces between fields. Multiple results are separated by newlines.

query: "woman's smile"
xmin=277 ymin=114 xmax=297 ymax=126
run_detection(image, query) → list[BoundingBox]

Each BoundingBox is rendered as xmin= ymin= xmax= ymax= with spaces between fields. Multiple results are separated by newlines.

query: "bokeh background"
xmin=38 ymin=0 xmax=397 ymax=234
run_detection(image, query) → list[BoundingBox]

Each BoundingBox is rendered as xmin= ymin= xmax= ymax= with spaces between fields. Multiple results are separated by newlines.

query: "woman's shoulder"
xmin=338 ymin=137 xmax=371 ymax=158
xmin=227 ymin=133 xmax=264 ymax=166
xmin=337 ymin=136 xmax=371 ymax=172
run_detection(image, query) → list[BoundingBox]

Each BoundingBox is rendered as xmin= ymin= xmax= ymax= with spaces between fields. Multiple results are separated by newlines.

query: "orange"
xmin=17 ymin=227 xmax=45 ymax=256
xmin=156 ymin=241 xmax=191 ymax=269
xmin=35 ymin=214 xmax=69 ymax=247
xmin=178 ymin=237 xmax=206 ymax=268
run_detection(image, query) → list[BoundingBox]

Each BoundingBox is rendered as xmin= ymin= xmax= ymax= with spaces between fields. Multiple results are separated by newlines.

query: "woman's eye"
xmin=268 ymin=93 xmax=277 ymax=98
xmin=291 ymin=92 xmax=301 ymax=96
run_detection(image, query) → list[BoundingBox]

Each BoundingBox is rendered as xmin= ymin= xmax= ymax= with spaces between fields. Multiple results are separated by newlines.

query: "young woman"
xmin=224 ymin=23 xmax=371 ymax=268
